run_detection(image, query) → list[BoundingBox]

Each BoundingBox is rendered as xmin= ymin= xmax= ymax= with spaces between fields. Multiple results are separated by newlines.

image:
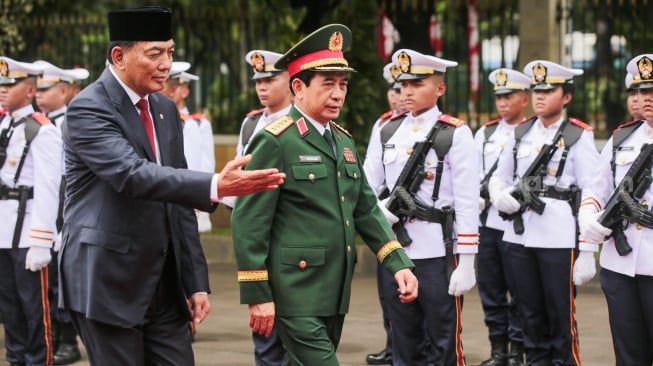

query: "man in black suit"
xmin=59 ymin=6 xmax=285 ymax=365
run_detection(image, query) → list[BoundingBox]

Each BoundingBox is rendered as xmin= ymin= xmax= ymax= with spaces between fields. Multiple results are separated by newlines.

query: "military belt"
xmin=537 ymin=185 xmax=574 ymax=201
xmin=0 ymin=184 xmax=34 ymax=200
xmin=413 ymin=200 xmax=446 ymax=223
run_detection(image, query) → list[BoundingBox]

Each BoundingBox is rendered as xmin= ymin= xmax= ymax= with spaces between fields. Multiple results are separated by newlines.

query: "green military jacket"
xmin=231 ymin=106 xmax=414 ymax=317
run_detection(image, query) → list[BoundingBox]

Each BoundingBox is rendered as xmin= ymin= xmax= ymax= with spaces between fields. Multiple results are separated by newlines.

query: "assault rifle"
xmin=379 ymin=124 xmax=441 ymax=246
xmin=598 ymin=143 xmax=653 ymax=256
xmin=498 ymin=125 xmax=566 ymax=234
xmin=479 ymin=158 xmax=500 ymax=226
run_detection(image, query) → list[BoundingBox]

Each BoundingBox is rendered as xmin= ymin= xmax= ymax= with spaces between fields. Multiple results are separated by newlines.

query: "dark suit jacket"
xmin=59 ymin=68 xmax=216 ymax=327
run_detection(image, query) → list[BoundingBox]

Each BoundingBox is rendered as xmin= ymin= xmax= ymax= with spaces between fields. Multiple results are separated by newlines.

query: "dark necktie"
xmin=323 ymin=128 xmax=335 ymax=152
xmin=136 ymin=98 xmax=157 ymax=159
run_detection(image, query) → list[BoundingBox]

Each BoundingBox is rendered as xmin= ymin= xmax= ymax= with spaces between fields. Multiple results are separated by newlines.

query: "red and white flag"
xmin=468 ymin=0 xmax=480 ymax=94
xmin=429 ymin=14 xmax=442 ymax=57
xmin=377 ymin=11 xmax=400 ymax=62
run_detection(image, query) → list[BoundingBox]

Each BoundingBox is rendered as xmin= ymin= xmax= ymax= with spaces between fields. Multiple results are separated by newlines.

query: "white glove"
xmin=379 ymin=198 xmax=399 ymax=225
xmin=581 ymin=210 xmax=612 ymax=244
xmin=25 ymin=247 xmax=51 ymax=272
xmin=493 ymin=188 xmax=521 ymax=215
xmin=479 ymin=197 xmax=487 ymax=212
xmin=448 ymin=254 xmax=476 ymax=296
xmin=573 ymin=251 xmax=597 ymax=286
xmin=53 ymin=232 xmax=62 ymax=252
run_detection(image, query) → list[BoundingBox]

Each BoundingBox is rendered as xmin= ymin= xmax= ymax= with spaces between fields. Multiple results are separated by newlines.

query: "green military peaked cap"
xmin=274 ymin=23 xmax=356 ymax=78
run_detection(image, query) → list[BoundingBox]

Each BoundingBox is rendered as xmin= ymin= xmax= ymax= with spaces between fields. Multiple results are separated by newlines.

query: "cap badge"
xmin=390 ymin=64 xmax=401 ymax=81
xmin=328 ymin=31 xmax=344 ymax=52
xmin=638 ymin=56 xmax=653 ymax=81
xmin=495 ymin=70 xmax=508 ymax=87
xmin=251 ymin=52 xmax=265 ymax=73
xmin=398 ymin=51 xmax=411 ymax=73
xmin=0 ymin=60 xmax=8 ymax=77
xmin=533 ymin=63 xmax=547 ymax=83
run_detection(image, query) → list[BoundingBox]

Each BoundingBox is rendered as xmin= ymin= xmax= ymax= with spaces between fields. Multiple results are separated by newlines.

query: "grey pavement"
xmin=1 ymin=234 xmax=616 ymax=365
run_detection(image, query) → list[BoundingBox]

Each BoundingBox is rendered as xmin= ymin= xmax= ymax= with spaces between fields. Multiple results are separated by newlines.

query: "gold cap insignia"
xmin=251 ymin=52 xmax=265 ymax=73
xmin=495 ymin=69 xmax=508 ymax=87
xmin=328 ymin=31 xmax=344 ymax=52
xmin=398 ymin=51 xmax=411 ymax=73
xmin=0 ymin=60 xmax=8 ymax=77
xmin=533 ymin=63 xmax=547 ymax=83
xmin=638 ymin=56 xmax=653 ymax=81
xmin=390 ymin=64 xmax=401 ymax=81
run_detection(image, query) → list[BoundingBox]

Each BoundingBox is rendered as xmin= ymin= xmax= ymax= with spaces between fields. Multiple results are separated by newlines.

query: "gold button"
xmin=536 ymin=146 xmax=542 ymax=153
xmin=308 ymin=173 xmax=315 ymax=182
xmin=299 ymin=260 xmax=307 ymax=269
xmin=409 ymin=218 xmax=415 ymax=223
xmin=425 ymin=160 xmax=432 ymax=166
xmin=425 ymin=171 xmax=435 ymax=180
xmin=637 ymin=224 xmax=643 ymax=231
xmin=345 ymin=220 xmax=350 ymax=227
xmin=406 ymin=148 xmax=413 ymax=155
xmin=412 ymin=126 xmax=419 ymax=132
xmin=341 ymin=196 xmax=345 ymax=202
xmin=642 ymin=200 xmax=648 ymax=206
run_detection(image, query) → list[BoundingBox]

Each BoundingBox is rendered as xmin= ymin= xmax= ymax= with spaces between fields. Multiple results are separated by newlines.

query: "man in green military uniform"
xmin=231 ymin=24 xmax=418 ymax=366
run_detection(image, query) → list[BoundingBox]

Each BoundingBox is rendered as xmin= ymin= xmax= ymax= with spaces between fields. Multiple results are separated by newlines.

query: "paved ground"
xmin=1 ymin=235 xmax=616 ymax=365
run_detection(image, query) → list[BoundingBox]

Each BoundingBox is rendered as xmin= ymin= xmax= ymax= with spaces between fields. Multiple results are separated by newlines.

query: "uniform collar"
xmin=9 ymin=104 xmax=35 ymax=121
xmin=294 ymin=105 xmax=330 ymax=135
xmin=409 ymin=105 xmax=441 ymax=124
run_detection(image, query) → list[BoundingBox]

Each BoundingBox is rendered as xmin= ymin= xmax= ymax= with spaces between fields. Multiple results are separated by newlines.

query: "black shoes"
xmin=53 ymin=343 xmax=82 ymax=365
xmin=366 ymin=350 xmax=392 ymax=365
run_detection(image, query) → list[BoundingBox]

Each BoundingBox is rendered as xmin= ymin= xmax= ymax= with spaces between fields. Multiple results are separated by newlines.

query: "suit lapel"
xmin=101 ymin=69 xmax=157 ymax=162
xmin=148 ymin=93 xmax=173 ymax=166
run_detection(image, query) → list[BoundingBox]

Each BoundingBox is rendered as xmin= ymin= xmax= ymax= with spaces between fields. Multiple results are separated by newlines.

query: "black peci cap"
xmin=108 ymin=6 xmax=173 ymax=42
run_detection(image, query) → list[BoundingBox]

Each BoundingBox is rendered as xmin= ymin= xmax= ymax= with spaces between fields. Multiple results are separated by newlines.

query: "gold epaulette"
xmin=568 ymin=117 xmax=593 ymax=130
xmin=331 ymin=121 xmax=352 ymax=138
xmin=613 ymin=118 xmax=643 ymax=133
xmin=265 ymin=115 xmax=294 ymax=136
xmin=31 ymin=112 xmax=51 ymax=125
xmin=483 ymin=117 xmax=500 ymax=127
xmin=438 ymin=114 xmax=465 ymax=127
xmin=179 ymin=112 xmax=193 ymax=121
xmin=246 ymin=107 xmax=266 ymax=117
xmin=237 ymin=269 xmax=268 ymax=282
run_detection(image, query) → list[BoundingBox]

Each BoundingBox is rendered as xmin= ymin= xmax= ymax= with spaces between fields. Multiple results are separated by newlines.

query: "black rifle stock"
xmin=380 ymin=124 xmax=440 ymax=246
xmin=598 ymin=143 xmax=653 ymax=256
xmin=498 ymin=128 xmax=565 ymax=234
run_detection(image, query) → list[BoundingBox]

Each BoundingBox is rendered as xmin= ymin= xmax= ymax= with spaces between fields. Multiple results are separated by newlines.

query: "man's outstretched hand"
xmin=218 ymin=155 xmax=285 ymax=197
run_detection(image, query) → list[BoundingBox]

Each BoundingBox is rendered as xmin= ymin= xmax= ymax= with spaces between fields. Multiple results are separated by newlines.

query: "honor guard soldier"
xmin=579 ymin=54 xmax=653 ymax=365
xmin=363 ymin=61 xmax=407 ymax=366
xmin=163 ymin=61 xmax=202 ymax=172
xmin=35 ymin=60 xmax=89 ymax=365
xmin=0 ymin=56 xmax=62 ymax=366
xmin=474 ymin=68 xmax=530 ymax=366
xmin=231 ymin=24 xmax=418 ymax=366
xmin=488 ymin=60 xmax=599 ymax=365
xmin=221 ymin=49 xmax=293 ymax=211
xmin=625 ymin=73 xmax=643 ymax=121
xmin=365 ymin=48 xmax=479 ymax=366
xmin=172 ymin=70 xmax=215 ymax=232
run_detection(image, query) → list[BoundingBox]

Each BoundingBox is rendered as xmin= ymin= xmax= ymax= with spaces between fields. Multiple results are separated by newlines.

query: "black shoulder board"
xmin=612 ymin=119 xmax=644 ymax=148
xmin=241 ymin=113 xmax=264 ymax=147
xmin=380 ymin=113 xmax=408 ymax=145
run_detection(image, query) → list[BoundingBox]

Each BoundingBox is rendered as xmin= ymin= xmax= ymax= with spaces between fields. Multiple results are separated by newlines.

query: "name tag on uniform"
xmin=618 ymin=146 xmax=634 ymax=151
xmin=299 ymin=155 xmax=321 ymax=163
xmin=383 ymin=144 xmax=395 ymax=149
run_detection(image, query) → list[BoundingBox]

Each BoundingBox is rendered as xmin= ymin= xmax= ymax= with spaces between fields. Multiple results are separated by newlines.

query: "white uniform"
xmin=179 ymin=111 xmax=202 ymax=172
xmin=364 ymin=106 xmax=480 ymax=259
xmin=183 ymin=107 xmax=215 ymax=174
xmin=47 ymin=105 xmax=67 ymax=172
xmin=490 ymin=117 xmax=599 ymax=248
xmin=0 ymin=105 xmax=62 ymax=249
xmin=474 ymin=119 xmax=518 ymax=231
xmin=583 ymin=122 xmax=653 ymax=276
